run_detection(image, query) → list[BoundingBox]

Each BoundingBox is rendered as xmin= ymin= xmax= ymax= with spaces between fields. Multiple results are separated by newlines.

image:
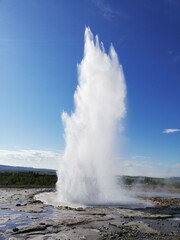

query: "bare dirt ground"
xmin=0 ymin=188 xmax=179 ymax=240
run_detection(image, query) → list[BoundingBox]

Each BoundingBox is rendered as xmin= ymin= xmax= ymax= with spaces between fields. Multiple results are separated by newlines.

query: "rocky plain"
xmin=0 ymin=188 xmax=179 ymax=240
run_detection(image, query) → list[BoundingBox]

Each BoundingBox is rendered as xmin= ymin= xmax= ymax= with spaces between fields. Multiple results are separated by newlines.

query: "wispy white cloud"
xmin=0 ymin=149 xmax=61 ymax=170
xmin=91 ymin=0 xmax=129 ymax=21
xmin=95 ymin=0 xmax=114 ymax=20
xmin=162 ymin=128 xmax=180 ymax=134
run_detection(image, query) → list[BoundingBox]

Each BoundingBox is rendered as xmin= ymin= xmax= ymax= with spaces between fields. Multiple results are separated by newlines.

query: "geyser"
xmin=57 ymin=27 xmax=131 ymax=205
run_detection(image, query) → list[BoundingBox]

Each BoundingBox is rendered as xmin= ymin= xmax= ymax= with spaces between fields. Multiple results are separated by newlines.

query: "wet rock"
xmin=12 ymin=227 xmax=19 ymax=232
xmin=0 ymin=214 xmax=20 ymax=225
xmin=13 ymin=223 xmax=47 ymax=234
xmin=89 ymin=212 xmax=106 ymax=216
xmin=118 ymin=208 xmax=173 ymax=219
xmin=90 ymin=228 xmax=100 ymax=233
xmin=75 ymin=207 xmax=85 ymax=211
xmin=15 ymin=202 xmax=44 ymax=213
xmin=29 ymin=199 xmax=42 ymax=204
xmin=80 ymin=236 xmax=86 ymax=240
xmin=1 ymin=188 xmax=180 ymax=240
xmin=125 ymin=221 xmax=158 ymax=234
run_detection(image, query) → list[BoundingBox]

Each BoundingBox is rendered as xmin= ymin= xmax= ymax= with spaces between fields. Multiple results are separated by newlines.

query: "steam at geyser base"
xmin=39 ymin=27 xmax=140 ymax=206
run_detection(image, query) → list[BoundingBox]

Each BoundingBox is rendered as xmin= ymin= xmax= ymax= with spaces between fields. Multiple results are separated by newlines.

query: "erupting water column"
xmin=57 ymin=27 xmax=128 ymax=204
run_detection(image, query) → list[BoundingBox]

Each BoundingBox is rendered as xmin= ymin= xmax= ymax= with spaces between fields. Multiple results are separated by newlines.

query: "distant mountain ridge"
xmin=0 ymin=164 xmax=56 ymax=173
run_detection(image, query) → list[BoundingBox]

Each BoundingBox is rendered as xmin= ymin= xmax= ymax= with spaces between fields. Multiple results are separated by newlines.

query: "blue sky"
xmin=0 ymin=0 xmax=179 ymax=176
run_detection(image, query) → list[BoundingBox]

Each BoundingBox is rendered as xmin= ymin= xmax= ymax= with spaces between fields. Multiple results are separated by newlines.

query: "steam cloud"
xmin=56 ymin=27 xmax=132 ymax=204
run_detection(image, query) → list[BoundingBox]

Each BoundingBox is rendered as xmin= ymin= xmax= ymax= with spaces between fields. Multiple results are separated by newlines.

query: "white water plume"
xmin=57 ymin=27 xmax=133 ymax=205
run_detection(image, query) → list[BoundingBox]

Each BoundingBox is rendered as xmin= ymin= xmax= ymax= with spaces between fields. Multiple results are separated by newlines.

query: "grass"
xmin=0 ymin=170 xmax=57 ymax=188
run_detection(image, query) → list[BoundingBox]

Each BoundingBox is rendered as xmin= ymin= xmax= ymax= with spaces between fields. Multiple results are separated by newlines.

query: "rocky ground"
xmin=0 ymin=188 xmax=179 ymax=240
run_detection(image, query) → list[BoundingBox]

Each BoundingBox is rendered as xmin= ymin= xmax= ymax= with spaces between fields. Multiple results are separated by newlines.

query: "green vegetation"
xmin=0 ymin=171 xmax=57 ymax=188
xmin=0 ymin=170 xmax=179 ymax=191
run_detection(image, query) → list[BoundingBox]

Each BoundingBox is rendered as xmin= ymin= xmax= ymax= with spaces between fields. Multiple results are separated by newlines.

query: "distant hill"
xmin=0 ymin=164 xmax=56 ymax=173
